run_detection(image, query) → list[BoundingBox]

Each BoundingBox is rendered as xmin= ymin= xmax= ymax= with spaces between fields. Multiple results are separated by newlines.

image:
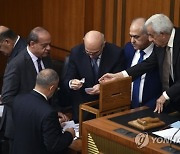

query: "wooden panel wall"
xmin=0 ymin=0 xmax=43 ymax=90
xmin=0 ymin=0 xmax=180 ymax=89
xmin=43 ymin=0 xmax=85 ymax=60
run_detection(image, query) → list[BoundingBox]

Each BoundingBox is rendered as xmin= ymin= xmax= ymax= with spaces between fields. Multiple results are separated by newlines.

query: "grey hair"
xmin=36 ymin=69 xmax=59 ymax=88
xmin=145 ymin=14 xmax=173 ymax=34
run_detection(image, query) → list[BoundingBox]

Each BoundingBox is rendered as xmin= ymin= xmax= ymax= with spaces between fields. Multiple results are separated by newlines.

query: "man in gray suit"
xmin=0 ymin=27 xmax=53 ymax=153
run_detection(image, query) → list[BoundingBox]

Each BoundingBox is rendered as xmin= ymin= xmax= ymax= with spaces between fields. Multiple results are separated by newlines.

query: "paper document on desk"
xmin=62 ymin=120 xmax=79 ymax=139
xmin=170 ymin=121 xmax=180 ymax=128
xmin=152 ymin=127 xmax=180 ymax=143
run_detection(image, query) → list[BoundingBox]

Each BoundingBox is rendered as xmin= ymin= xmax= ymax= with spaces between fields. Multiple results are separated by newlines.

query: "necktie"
xmin=132 ymin=50 xmax=145 ymax=108
xmin=37 ymin=58 xmax=42 ymax=72
xmin=91 ymin=57 xmax=99 ymax=83
xmin=162 ymin=47 xmax=171 ymax=91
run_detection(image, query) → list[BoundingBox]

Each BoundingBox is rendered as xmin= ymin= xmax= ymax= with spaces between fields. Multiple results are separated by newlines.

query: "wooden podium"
xmin=82 ymin=107 xmax=180 ymax=154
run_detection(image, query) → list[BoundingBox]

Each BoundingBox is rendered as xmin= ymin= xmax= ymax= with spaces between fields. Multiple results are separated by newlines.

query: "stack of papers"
xmin=152 ymin=121 xmax=180 ymax=144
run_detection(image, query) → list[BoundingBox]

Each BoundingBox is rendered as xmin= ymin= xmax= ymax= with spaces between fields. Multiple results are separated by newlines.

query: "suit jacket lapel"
xmin=83 ymin=54 xmax=95 ymax=84
xmin=24 ymin=51 xmax=37 ymax=76
xmin=98 ymin=46 xmax=110 ymax=77
xmin=42 ymin=56 xmax=52 ymax=69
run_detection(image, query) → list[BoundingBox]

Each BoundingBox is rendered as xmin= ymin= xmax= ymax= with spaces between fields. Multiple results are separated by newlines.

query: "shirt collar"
xmin=167 ymin=28 xmax=175 ymax=48
xmin=33 ymin=89 xmax=48 ymax=100
xmin=27 ymin=46 xmax=39 ymax=63
xmin=138 ymin=43 xmax=154 ymax=57
xmin=14 ymin=35 xmax=20 ymax=48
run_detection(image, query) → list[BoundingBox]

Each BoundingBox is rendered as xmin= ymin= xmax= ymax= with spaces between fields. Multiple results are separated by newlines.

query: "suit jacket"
xmin=64 ymin=42 xmax=125 ymax=122
xmin=126 ymin=28 xmax=180 ymax=112
xmin=1 ymin=48 xmax=52 ymax=138
xmin=124 ymin=42 xmax=162 ymax=109
xmin=8 ymin=37 xmax=27 ymax=63
xmin=12 ymin=91 xmax=73 ymax=154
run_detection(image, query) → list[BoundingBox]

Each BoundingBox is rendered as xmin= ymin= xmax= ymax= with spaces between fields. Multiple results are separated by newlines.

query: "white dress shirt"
xmin=27 ymin=46 xmax=45 ymax=73
xmin=130 ymin=43 xmax=154 ymax=103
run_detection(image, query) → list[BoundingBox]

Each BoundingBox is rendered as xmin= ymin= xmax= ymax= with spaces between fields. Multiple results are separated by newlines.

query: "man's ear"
xmin=49 ymin=85 xmax=54 ymax=91
xmin=29 ymin=41 xmax=36 ymax=47
xmin=4 ymin=38 xmax=11 ymax=45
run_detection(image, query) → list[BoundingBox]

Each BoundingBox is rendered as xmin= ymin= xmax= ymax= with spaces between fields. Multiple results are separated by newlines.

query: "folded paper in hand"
xmin=62 ymin=120 xmax=79 ymax=139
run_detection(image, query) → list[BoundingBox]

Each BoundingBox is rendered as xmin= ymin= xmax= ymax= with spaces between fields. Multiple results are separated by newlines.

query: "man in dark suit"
xmin=124 ymin=18 xmax=161 ymax=109
xmin=64 ymin=30 xmax=125 ymax=122
xmin=12 ymin=69 xmax=75 ymax=154
xmin=100 ymin=14 xmax=180 ymax=113
xmin=0 ymin=26 xmax=27 ymax=62
xmin=0 ymin=27 xmax=53 ymax=152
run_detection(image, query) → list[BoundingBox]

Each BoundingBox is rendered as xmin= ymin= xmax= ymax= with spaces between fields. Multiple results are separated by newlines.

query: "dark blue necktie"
xmin=37 ymin=58 xmax=42 ymax=73
xmin=132 ymin=50 xmax=145 ymax=108
xmin=91 ymin=57 xmax=99 ymax=83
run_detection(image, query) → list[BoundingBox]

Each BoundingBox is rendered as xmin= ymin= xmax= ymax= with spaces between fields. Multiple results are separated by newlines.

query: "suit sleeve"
xmin=126 ymin=51 xmax=158 ymax=81
xmin=42 ymin=111 xmax=73 ymax=152
xmin=1 ymin=60 xmax=20 ymax=107
xmin=63 ymin=51 xmax=78 ymax=91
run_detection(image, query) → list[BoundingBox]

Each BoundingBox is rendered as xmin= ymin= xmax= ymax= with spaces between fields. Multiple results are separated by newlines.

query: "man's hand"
xmin=85 ymin=84 xmax=100 ymax=95
xmin=154 ymin=95 xmax=167 ymax=113
xmin=65 ymin=127 xmax=75 ymax=138
xmin=99 ymin=72 xmax=124 ymax=83
xmin=70 ymin=79 xmax=84 ymax=90
xmin=58 ymin=112 xmax=69 ymax=123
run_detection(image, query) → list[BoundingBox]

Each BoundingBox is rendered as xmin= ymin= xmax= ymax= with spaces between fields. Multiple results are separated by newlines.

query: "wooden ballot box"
xmin=79 ymin=77 xmax=132 ymax=136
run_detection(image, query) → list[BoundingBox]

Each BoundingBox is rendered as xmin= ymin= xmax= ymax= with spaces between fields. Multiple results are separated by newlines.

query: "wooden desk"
xmin=82 ymin=107 xmax=180 ymax=154
xmin=68 ymin=139 xmax=82 ymax=154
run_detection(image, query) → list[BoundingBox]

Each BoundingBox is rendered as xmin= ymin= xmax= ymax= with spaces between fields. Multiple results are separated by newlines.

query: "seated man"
xmin=64 ymin=30 xmax=125 ymax=122
xmin=12 ymin=69 xmax=75 ymax=154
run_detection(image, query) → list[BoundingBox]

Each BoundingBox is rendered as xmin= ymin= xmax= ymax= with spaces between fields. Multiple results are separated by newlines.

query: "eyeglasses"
xmin=85 ymin=43 xmax=104 ymax=55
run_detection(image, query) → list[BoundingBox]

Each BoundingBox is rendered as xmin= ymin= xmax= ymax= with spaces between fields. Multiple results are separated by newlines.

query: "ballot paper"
xmin=152 ymin=127 xmax=180 ymax=143
xmin=62 ymin=120 xmax=79 ymax=139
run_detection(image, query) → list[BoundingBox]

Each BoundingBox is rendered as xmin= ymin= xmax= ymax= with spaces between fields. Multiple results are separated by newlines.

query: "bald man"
xmin=124 ymin=18 xmax=162 ymax=109
xmin=64 ymin=30 xmax=125 ymax=122
xmin=0 ymin=26 xmax=27 ymax=62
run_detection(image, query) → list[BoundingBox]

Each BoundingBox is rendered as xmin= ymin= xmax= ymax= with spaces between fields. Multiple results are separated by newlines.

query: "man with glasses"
xmin=0 ymin=26 xmax=27 ymax=62
xmin=64 ymin=30 xmax=125 ymax=122
xmin=124 ymin=18 xmax=162 ymax=109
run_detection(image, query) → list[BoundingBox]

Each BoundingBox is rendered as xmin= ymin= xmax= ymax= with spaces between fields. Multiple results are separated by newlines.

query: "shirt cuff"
xmin=163 ymin=91 xmax=170 ymax=100
xmin=69 ymin=80 xmax=73 ymax=89
xmin=121 ymin=71 xmax=129 ymax=77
